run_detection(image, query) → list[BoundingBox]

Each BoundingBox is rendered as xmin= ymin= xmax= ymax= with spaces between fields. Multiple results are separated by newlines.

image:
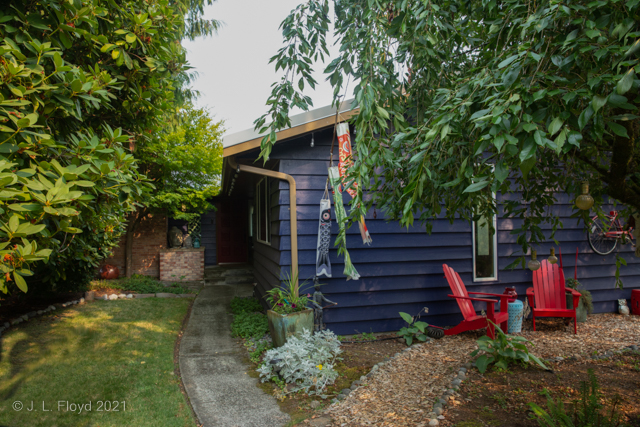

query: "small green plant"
xmin=397 ymin=311 xmax=429 ymax=346
xmin=471 ymin=321 xmax=547 ymax=373
xmin=360 ymin=331 xmax=376 ymax=341
xmin=230 ymin=297 xmax=263 ymax=315
xmin=490 ymin=393 xmax=508 ymax=409
xmin=565 ymin=278 xmax=594 ymax=314
xmin=529 ymin=369 xmax=626 ymax=427
xmin=230 ymin=312 xmax=269 ymax=339
xmin=249 ymin=340 xmax=272 ymax=363
xmin=265 ymin=270 xmax=311 ymax=314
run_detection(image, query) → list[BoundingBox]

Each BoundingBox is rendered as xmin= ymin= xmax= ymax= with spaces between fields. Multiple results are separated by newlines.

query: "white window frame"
xmin=472 ymin=188 xmax=498 ymax=282
xmin=256 ymin=177 xmax=271 ymax=245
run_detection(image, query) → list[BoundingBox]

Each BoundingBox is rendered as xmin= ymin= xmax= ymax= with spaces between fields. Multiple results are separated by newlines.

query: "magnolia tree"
xmin=256 ymin=0 xmax=640 ymax=283
xmin=0 ymin=0 xmax=219 ymax=294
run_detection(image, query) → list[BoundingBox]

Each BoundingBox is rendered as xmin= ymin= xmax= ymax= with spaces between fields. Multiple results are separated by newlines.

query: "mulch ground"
xmin=443 ymin=351 xmax=640 ymax=427
xmin=246 ymin=334 xmax=407 ymax=425
xmin=318 ymin=314 xmax=640 ymax=427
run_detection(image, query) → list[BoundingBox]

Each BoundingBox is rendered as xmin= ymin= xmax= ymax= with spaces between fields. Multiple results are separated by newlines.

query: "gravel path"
xmin=317 ymin=313 xmax=640 ymax=427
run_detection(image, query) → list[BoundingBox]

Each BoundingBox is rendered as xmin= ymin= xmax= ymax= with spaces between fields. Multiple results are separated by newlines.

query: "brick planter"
xmin=159 ymin=247 xmax=205 ymax=282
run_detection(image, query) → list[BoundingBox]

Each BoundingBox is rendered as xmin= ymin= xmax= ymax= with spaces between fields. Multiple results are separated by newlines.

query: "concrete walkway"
xmin=179 ymin=266 xmax=289 ymax=427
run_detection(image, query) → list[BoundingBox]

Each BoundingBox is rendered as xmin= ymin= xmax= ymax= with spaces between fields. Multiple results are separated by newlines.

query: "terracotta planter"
xmin=267 ymin=309 xmax=314 ymax=348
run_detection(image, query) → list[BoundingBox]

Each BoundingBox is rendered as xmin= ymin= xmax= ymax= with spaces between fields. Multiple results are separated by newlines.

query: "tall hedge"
xmin=0 ymin=0 xmax=216 ymax=294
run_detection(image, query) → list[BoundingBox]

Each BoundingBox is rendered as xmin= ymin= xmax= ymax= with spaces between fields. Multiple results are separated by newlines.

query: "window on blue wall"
xmin=472 ymin=194 xmax=498 ymax=282
xmin=256 ymin=177 xmax=271 ymax=244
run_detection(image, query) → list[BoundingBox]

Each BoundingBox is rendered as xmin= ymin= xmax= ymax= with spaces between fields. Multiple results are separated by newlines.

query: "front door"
xmin=217 ymin=198 xmax=248 ymax=263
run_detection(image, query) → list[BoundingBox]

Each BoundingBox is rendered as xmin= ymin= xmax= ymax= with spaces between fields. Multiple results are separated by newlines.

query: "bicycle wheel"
xmin=588 ymin=217 xmax=618 ymax=255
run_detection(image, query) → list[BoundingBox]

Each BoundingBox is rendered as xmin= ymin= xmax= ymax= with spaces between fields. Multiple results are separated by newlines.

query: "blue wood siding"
xmin=200 ymin=208 xmax=217 ymax=265
xmin=239 ymin=128 xmax=640 ymax=335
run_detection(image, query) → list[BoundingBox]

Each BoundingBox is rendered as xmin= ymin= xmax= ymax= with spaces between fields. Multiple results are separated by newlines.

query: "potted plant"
xmin=265 ymin=270 xmax=313 ymax=348
xmin=565 ymin=278 xmax=594 ymax=322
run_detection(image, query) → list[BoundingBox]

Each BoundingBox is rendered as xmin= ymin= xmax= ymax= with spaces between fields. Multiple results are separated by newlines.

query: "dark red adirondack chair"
xmin=526 ymin=259 xmax=581 ymax=334
xmin=442 ymin=264 xmax=509 ymax=339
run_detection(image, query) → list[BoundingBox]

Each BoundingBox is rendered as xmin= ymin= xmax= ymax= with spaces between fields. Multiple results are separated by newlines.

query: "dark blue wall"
xmin=235 ymin=127 xmax=640 ymax=335
xmin=200 ymin=208 xmax=217 ymax=265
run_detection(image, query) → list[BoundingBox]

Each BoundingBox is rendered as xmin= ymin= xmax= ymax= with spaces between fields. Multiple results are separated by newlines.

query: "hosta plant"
xmin=257 ymin=329 xmax=341 ymax=397
xmin=471 ymin=321 xmax=548 ymax=373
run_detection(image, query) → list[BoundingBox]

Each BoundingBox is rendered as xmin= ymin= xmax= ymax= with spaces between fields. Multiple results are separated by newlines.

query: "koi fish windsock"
xmin=336 ymin=123 xmax=372 ymax=245
xmin=315 ymin=194 xmax=332 ymax=278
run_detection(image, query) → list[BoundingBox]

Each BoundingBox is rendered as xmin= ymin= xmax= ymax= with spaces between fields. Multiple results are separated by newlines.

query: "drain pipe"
xmin=227 ymin=157 xmax=299 ymax=291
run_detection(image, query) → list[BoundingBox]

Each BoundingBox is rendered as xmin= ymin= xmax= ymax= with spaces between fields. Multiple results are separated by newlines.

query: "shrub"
xmin=257 ymin=329 xmax=341 ymax=397
xmin=566 ymin=278 xmax=594 ymax=315
xmin=230 ymin=297 xmax=263 ymax=315
xmin=249 ymin=340 xmax=272 ymax=364
xmin=397 ymin=311 xmax=429 ymax=345
xmin=231 ymin=312 xmax=269 ymax=339
xmin=90 ymin=275 xmax=190 ymax=295
xmin=471 ymin=321 xmax=547 ymax=373
xmin=529 ymin=369 xmax=626 ymax=427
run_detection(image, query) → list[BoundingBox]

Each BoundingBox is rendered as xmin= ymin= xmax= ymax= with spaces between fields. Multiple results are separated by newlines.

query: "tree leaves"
xmin=463 ymin=181 xmax=490 ymax=193
xmin=578 ymin=106 xmax=594 ymax=130
xmin=547 ymin=117 xmax=564 ymax=136
xmin=259 ymin=0 xmax=640 ymax=272
xmin=616 ymin=69 xmax=635 ymax=95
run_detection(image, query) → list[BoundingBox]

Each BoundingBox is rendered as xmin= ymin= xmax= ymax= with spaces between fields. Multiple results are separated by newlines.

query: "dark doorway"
xmin=217 ymin=198 xmax=249 ymax=263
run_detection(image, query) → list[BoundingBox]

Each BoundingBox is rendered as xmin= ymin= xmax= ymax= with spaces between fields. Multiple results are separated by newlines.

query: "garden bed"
xmin=228 ymin=296 xmax=408 ymax=425
xmin=442 ymin=350 xmax=640 ymax=427
xmin=244 ymin=333 xmax=407 ymax=426
xmin=318 ymin=313 xmax=640 ymax=427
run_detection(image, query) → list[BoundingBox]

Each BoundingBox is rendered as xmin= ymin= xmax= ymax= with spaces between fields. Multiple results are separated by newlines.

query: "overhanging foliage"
xmin=257 ymin=0 xmax=640 ymax=280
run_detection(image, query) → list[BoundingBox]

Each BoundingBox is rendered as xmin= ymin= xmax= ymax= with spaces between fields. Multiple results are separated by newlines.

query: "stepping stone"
xmin=155 ymin=293 xmax=178 ymax=298
xmin=134 ymin=293 xmax=155 ymax=298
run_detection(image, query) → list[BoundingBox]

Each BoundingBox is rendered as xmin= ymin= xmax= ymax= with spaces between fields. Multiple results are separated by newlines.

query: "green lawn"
xmin=0 ymin=298 xmax=195 ymax=427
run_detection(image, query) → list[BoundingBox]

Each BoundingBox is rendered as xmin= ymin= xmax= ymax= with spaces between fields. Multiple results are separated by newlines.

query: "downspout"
xmin=227 ymin=157 xmax=299 ymax=292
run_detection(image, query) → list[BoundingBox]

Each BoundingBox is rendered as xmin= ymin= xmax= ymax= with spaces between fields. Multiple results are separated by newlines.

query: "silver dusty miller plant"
xmin=257 ymin=329 xmax=342 ymax=397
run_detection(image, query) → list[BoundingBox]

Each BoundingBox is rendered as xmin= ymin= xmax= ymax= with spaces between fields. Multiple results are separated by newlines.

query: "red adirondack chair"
xmin=526 ymin=259 xmax=581 ymax=334
xmin=442 ymin=264 xmax=509 ymax=339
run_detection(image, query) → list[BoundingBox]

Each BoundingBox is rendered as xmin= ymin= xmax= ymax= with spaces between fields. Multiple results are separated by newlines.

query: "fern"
xmin=529 ymin=369 xmax=626 ymax=427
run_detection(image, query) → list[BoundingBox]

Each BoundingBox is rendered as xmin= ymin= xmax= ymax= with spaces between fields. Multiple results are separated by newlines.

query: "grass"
xmin=90 ymin=274 xmax=192 ymax=295
xmin=0 ymin=298 xmax=195 ymax=427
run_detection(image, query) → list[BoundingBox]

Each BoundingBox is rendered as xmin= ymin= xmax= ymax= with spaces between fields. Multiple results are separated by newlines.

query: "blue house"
xmin=204 ymin=102 xmax=640 ymax=335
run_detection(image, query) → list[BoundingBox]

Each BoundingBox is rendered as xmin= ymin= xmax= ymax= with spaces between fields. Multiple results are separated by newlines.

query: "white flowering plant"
xmin=257 ymin=329 xmax=342 ymax=397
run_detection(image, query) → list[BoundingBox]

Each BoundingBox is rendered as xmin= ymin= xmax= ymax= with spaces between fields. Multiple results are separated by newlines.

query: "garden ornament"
xmin=168 ymin=226 xmax=184 ymax=247
xmin=328 ymin=166 xmax=360 ymax=280
xmin=99 ymin=264 xmax=119 ymax=280
xmin=183 ymin=234 xmax=193 ymax=249
xmin=618 ymin=299 xmax=630 ymax=316
xmin=336 ymin=122 xmax=372 ymax=245
xmin=315 ymin=184 xmax=332 ymax=278
xmin=309 ymin=277 xmax=337 ymax=332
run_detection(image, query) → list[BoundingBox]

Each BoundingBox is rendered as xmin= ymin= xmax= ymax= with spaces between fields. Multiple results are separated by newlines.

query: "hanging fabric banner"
xmin=315 ymin=184 xmax=332 ymax=278
xmin=328 ymin=166 xmax=360 ymax=281
xmin=336 ymin=123 xmax=372 ymax=245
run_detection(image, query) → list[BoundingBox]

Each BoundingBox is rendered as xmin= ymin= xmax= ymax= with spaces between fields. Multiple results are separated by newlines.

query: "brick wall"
xmin=159 ymin=248 xmax=205 ymax=282
xmin=103 ymin=212 xmax=168 ymax=277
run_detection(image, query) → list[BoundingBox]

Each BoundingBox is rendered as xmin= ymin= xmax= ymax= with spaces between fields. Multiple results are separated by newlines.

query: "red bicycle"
xmin=587 ymin=211 xmax=635 ymax=255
